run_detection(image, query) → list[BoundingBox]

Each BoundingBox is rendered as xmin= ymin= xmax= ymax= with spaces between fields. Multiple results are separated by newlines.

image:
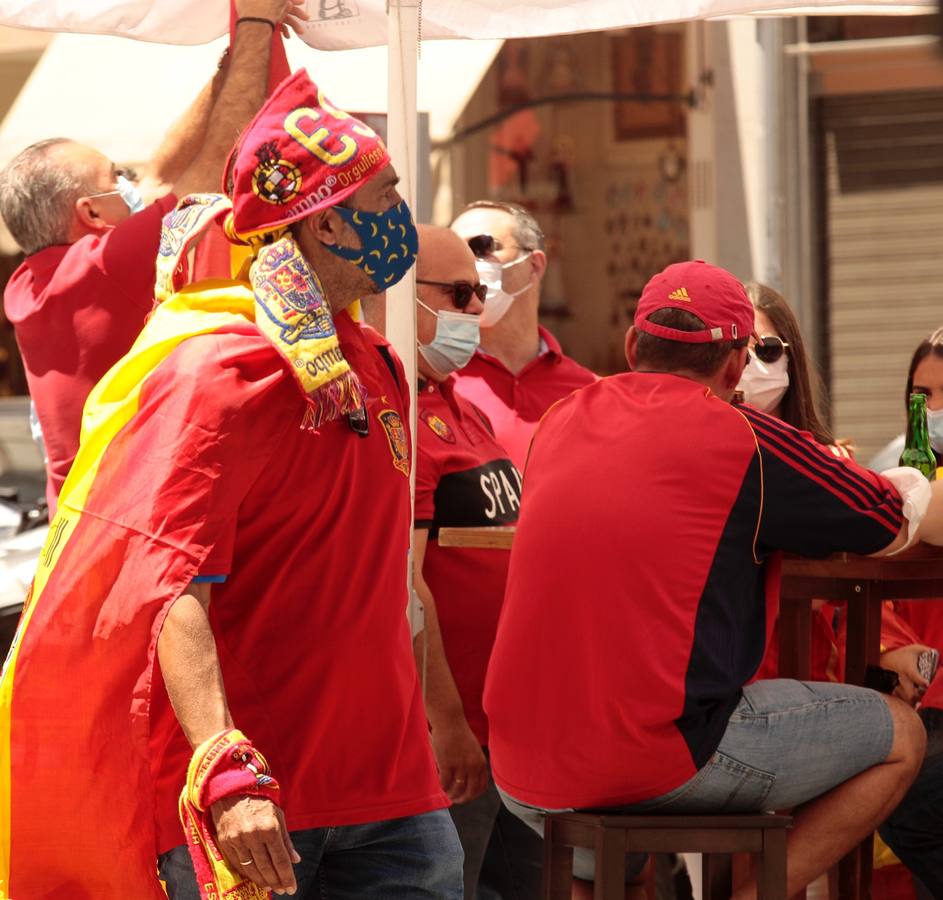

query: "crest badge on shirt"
xmin=378 ymin=409 xmax=410 ymax=476
xmin=421 ymin=410 xmax=456 ymax=444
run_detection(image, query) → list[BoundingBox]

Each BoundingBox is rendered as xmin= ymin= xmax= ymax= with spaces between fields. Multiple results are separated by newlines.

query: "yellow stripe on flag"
xmin=0 ymin=281 xmax=255 ymax=891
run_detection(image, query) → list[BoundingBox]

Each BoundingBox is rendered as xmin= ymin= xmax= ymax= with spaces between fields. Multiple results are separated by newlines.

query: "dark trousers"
xmin=449 ymin=753 xmax=543 ymax=900
xmin=879 ymin=706 xmax=943 ymax=898
xmin=159 ymin=808 xmax=463 ymax=900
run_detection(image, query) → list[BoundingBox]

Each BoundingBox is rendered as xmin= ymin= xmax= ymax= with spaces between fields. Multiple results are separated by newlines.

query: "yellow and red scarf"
xmin=179 ymin=730 xmax=280 ymax=900
xmin=158 ymin=193 xmax=366 ymax=429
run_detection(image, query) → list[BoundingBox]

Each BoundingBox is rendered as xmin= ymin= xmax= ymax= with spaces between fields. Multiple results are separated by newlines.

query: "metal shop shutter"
xmin=819 ymin=90 xmax=943 ymax=462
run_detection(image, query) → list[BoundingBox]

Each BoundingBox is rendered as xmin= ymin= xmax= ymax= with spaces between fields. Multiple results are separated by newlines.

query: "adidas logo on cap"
xmin=668 ymin=287 xmax=690 ymax=302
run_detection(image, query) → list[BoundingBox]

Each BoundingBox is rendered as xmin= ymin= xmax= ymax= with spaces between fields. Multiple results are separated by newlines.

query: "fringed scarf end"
xmin=300 ymin=370 xmax=367 ymax=431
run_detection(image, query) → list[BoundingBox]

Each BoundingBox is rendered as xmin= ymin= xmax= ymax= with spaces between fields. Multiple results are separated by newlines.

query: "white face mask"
xmin=927 ymin=407 xmax=943 ymax=453
xmin=417 ymin=298 xmax=481 ymax=376
xmin=476 ymin=253 xmax=532 ymax=328
xmin=738 ymin=352 xmax=789 ymax=413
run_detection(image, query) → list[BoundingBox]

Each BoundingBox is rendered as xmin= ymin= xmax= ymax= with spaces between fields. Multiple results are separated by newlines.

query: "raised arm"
xmin=141 ymin=73 xmax=220 ymax=195
xmin=161 ymin=0 xmax=307 ymax=202
xmin=158 ymin=581 xmax=299 ymax=895
xmin=412 ymin=528 xmax=488 ymax=805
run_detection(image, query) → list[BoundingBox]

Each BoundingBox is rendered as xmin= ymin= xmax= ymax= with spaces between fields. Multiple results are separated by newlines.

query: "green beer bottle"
xmin=900 ymin=392 xmax=937 ymax=480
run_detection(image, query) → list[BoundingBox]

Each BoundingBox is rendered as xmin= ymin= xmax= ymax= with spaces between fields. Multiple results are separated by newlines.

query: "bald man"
xmin=412 ymin=226 xmax=542 ymax=899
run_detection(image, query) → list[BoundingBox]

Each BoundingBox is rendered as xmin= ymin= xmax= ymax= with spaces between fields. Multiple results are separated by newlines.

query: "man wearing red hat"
xmin=0 ymin=71 xmax=460 ymax=900
xmin=484 ymin=260 xmax=943 ymax=898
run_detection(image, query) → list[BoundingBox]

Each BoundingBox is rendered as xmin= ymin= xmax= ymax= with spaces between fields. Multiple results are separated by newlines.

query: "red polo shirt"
xmin=415 ymin=376 xmax=521 ymax=744
xmin=150 ymin=312 xmax=446 ymax=852
xmin=485 ymin=373 xmax=904 ymax=810
xmin=452 ymin=326 xmax=595 ymax=470
xmin=4 ymin=195 xmax=176 ymax=512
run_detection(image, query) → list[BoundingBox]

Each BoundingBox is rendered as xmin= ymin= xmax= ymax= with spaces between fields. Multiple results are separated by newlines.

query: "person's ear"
xmin=625 ymin=326 xmax=639 ymax=370
xmin=723 ymin=345 xmax=749 ymax=390
xmin=307 ymin=209 xmax=346 ymax=247
xmin=529 ymin=248 xmax=548 ymax=283
xmin=74 ymin=197 xmax=108 ymax=233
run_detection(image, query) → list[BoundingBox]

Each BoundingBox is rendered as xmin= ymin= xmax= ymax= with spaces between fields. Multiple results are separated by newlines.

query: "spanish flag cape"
xmin=0 ymin=193 xmax=363 ymax=899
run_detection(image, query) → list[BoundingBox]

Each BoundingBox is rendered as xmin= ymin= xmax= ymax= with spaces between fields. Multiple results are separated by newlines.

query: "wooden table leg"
xmin=839 ymin=583 xmax=880 ymax=900
xmin=778 ymin=598 xmax=812 ymax=681
xmin=843 ymin=583 xmax=882 ymax=687
xmin=778 ymin=598 xmax=810 ymax=899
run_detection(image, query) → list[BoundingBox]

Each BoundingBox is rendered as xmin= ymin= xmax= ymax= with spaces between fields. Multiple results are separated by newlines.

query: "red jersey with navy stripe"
xmin=484 ymin=373 xmax=904 ymax=809
xmin=416 ymin=376 xmax=521 ymax=744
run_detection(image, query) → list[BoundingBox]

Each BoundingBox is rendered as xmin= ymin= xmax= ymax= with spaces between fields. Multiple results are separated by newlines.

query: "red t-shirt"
xmin=452 ymin=326 xmax=596 ymax=471
xmin=150 ymin=312 xmax=446 ymax=853
xmin=484 ymin=373 xmax=904 ymax=810
xmin=415 ymin=376 xmax=521 ymax=745
xmin=4 ymin=196 xmax=176 ymax=512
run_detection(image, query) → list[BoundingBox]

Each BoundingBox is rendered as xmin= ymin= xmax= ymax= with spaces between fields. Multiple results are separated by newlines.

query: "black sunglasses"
xmin=466 ymin=234 xmax=504 ymax=258
xmin=417 ymin=279 xmax=487 ymax=311
xmin=752 ymin=335 xmax=790 ymax=364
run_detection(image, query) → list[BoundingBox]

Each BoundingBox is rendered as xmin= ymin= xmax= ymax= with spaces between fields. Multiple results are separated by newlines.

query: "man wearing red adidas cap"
xmin=0 ymin=70 xmax=460 ymax=900
xmin=484 ymin=260 xmax=943 ymax=898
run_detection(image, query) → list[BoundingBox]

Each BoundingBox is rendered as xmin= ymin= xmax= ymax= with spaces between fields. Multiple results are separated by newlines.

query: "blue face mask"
xmin=323 ymin=201 xmax=418 ymax=291
xmin=116 ymin=174 xmax=145 ymax=214
xmin=417 ymin=298 xmax=480 ymax=376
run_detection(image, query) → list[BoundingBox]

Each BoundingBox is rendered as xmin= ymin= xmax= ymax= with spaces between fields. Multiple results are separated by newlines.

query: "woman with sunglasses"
xmin=740 ymin=285 xmax=859 ymax=691
xmin=739 ymin=286 xmax=929 ymax=682
xmin=733 ymin=285 xmax=935 ymax=900
xmin=738 ymin=282 xmax=835 ymax=444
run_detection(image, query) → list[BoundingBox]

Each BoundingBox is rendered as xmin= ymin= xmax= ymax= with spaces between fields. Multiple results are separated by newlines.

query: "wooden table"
xmin=437 ymin=526 xmax=515 ymax=550
xmin=439 ymin=529 xmax=943 ymax=899
xmin=780 ymin=541 xmax=943 ymax=899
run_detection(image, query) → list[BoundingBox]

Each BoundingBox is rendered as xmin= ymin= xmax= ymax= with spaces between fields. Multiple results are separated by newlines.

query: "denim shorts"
xmin=628 ymin=679 xmax=895 ymax=814
xmin=499 ymin=679 xmax=894 ymax=881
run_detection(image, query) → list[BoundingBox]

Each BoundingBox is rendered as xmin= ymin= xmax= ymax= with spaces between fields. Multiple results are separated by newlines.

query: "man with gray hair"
xmin=0 ymin=0 xmax=303 ymax=512
xmin=450 ymin=200 xmax=595 ymax=470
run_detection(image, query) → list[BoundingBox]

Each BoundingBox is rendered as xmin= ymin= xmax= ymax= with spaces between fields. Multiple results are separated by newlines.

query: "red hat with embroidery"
xmin=634 ymin=260 xmax=754 ymax=344
xmin=224 ymin=69 xmax=391 ymax=239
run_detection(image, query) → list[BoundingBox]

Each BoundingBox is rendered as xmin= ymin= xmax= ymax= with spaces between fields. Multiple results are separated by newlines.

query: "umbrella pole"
xmin=386 ymin=0 xmax=421 ymax=630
